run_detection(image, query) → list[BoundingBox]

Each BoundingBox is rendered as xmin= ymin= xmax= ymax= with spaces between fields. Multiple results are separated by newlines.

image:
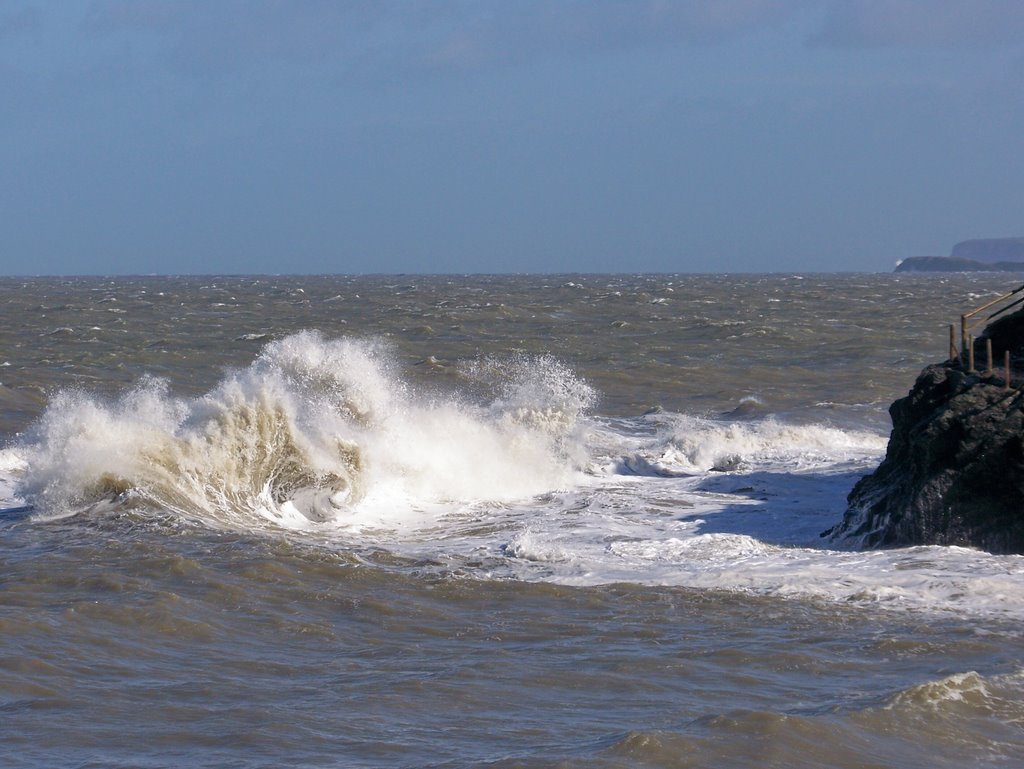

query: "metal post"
xmin=961 ymin=314 xmax=968 ymax=364
xmin=986 ymin=338 xmax=993 ymax=376
xmin=968 ymin=335 xmax=976 ymax=373
xmin=949 ymin=324 xmax=958 ymax=362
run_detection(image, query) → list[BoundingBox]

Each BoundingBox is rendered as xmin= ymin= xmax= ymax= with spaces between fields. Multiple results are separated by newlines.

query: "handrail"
xmin=953 ymin=282 xmax=1024 ymax=390
xmin=959 ymin=283 xmax=1024 ymax=356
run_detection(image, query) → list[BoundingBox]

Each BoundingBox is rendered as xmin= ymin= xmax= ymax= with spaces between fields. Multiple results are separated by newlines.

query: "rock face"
xmin=826 ymin=309 xmax=1024 ymax=554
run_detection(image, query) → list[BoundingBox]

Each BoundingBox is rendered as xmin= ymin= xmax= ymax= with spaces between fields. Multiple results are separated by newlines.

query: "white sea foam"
xmin=6 ymin=333 xmax=1024 ymax=621
xmin=622 ymin=413 xmax=888 ymax=475
xmin=12 ymin=333 xmax=593 ymax=528
xmin=0 ymin=449 xmax=26 ymax=508
xmin=874 ymin=667 xmax=1024 ymax=735
xmin=884 ymin=671 xmax=993 ymax=711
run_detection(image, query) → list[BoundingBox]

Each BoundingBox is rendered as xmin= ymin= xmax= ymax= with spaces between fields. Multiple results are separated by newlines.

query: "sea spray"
xmin=619 ymin=412 xmax=888 ymax=476
xmin=17 ymin=370 xmax=361 ymax=526
xmin=15 ymin=333 xmax=595 ymax=527
xmin=462 ymin=352 xmax=597 ymax=466
xmin=7 ymin=275 xmax=1024 ymax=769
xmin=11 ymin=330 xmax=1024 ymax=620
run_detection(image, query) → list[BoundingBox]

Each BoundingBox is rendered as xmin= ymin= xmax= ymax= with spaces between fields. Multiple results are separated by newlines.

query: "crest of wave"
xmin=17 ymin=333 xmax=594 ymax=528
xmin=625 ymin=414 xmax=887 ymax=475
xmin=463 ymin=353 xmax=596 ymax=443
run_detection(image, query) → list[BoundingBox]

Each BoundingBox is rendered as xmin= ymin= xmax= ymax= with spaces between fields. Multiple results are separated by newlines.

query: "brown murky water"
xmin=1 ymin=273 xmax=1022 ymax=768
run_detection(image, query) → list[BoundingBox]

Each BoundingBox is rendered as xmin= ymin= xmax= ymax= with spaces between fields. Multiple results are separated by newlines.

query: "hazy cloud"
xmin=813 ymin=0 xmax=1024 ymax=48
xmin=29 ymin=0 xmax=1024 ymax=84
xmin=3 ymin=0 xmax=1024 ymax=274
xmin=85 ymin=1 xmax=381 ymax=68
xmin=0 ymin=6 xmax=42 ymax=41
xmin=79 ymin=0 xmax=808 ymax=79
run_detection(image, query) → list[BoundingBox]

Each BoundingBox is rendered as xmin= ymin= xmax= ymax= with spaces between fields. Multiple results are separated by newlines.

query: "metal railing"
xmin=950 ymin=283 xmax=1024 ymax=390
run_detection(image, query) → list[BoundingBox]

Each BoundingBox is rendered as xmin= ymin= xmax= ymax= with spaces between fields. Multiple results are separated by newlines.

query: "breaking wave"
xmin=594 ymin=669 xmax=1024 ymax=768
xmin=14 ymin=333 xmax=595 ymax=528
xmin=11 ymin=332 xmax=1024 ymax=623
xmin=616 ymin=412 xmax=887 ymax=476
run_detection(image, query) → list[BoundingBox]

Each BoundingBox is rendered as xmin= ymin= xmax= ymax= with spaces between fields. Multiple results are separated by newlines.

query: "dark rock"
xmin=825 ymin=308 xmax=1024 ymax=554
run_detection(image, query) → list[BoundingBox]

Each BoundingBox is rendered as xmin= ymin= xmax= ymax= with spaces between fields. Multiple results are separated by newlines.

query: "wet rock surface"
xmin=828 ymin=310 xmax=1024 ymax=553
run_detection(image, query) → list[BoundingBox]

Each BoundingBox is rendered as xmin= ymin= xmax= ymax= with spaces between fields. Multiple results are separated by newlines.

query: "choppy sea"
xmin=1 ymin=273 xmax=1022 ymax=768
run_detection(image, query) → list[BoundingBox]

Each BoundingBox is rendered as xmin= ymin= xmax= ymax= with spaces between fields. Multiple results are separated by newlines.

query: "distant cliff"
xmin=952 ymin=238 xmax=1024 ymax=263
xmin=894 ymin=237 xmax=1024 ymax=272
xmin=896 ymin=256 xmax=1024 ymax=273
xmin=825 ymin=307 xmax=1024 ymax=554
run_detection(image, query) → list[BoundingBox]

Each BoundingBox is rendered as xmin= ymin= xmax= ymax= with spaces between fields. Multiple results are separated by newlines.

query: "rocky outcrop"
xmin=825 ymin=309 xmax=1024 ymax=554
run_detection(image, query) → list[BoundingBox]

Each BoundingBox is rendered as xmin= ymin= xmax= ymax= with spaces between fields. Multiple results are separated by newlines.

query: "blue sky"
xmin=1 ymin=0 xmax=1023 ymax=275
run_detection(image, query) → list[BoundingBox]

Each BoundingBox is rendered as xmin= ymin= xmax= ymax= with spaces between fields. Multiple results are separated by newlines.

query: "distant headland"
xmin=895 ymin=237 xmax=1024 ymax=272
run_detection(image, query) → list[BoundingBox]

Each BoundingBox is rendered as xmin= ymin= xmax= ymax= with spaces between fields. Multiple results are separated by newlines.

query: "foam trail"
xmin=478 ymin=414 xmax=1024 ymax=621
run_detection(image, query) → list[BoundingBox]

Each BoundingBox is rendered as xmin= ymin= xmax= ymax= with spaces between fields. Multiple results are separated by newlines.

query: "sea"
xmin=1 ymin=273 xmax=1022 ymax=768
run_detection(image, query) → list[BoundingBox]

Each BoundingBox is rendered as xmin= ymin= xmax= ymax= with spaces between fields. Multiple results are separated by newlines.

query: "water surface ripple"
xmin=1 ymin=273 xmax=1022 ymax=768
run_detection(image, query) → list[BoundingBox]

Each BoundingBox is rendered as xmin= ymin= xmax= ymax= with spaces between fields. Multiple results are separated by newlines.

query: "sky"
xmin=1 ymin=0 xmax=1023 ymax=275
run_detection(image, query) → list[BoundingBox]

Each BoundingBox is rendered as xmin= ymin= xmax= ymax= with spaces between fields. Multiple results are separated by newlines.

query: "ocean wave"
xmin=13 ymin=333 xmax=594 ymax=528
xmin=614 ymin=414 xmax=887 ymax=476
xmin=884 ymin=671 xmax=996 ymax=712
xmin=11 ymin=335 xmax=1024 ymax=623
